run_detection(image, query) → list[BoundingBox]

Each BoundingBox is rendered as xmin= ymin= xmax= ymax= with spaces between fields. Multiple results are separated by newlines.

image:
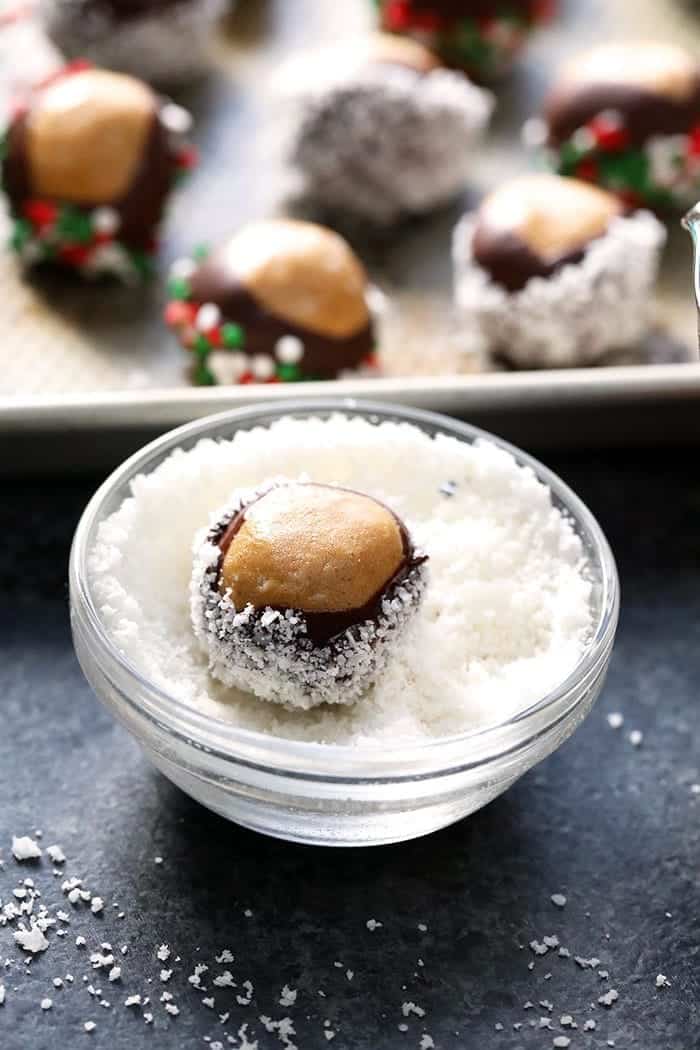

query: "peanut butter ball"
xmin=540 ymin=41 xmax=700 ymax=210
xmin=164 ymin=220 xmax=378 ymax=386
xmin=1 ymin=63 xmax=196 ymax=281
xmin=472 ymin=174 xmax=622 ymax=292
xmin=190 ymin=481 xmax=429 ymax=708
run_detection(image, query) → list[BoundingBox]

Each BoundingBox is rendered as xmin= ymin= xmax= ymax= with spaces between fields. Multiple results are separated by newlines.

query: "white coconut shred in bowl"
xmin=88 ymin=415 xmax=593 ymax=745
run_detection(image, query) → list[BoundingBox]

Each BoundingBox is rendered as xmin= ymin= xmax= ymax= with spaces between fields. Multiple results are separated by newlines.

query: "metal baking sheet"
xmin=1 ymin=0 xmax=700 ymax=469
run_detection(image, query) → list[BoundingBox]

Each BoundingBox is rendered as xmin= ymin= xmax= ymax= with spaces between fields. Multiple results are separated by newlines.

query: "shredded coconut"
xmin=88 ymin=416 xmax=593 ymax=746
xmin=12 ymin=837 xmax=42 ymax=862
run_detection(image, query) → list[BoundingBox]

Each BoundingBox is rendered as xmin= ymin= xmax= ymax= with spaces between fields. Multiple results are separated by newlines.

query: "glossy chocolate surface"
xmin=213 ymin=485 xmax=426 ymax=646
xmin=546 ymin=79 xmax=700 ymax=147
xmin=188 ymin=259 xmax=374 ymax=377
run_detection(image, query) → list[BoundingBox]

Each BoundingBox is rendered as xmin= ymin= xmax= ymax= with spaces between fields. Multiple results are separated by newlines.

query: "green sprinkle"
xmin=194 ymin=363 xmax=216 ymax=386
xmin=194 ymin=334 xmax=211 ymax=354
xmin=167 ymin=276 xmax=191 ymax=300
xmin=10 ymin=218 xmax=32 ymax=252
xmin=221 ymin=322 xmax=244 ymax=349
xmin=193 ymin=244 xmax=210 ymax=261
xmin=277 ymin=363 xmax=301 ymax=382
xmin=57 ymin=206 xmax=92 ymax=244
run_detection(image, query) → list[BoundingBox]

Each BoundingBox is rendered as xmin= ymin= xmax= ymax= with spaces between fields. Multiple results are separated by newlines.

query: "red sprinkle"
xmin=590 ymin=115 xmax=629 ymax=152
xmin=58 ymin=244 xmax=90 ymax=266
xmin=22 ymin=200 xmax=58 ymax=228
xmin=164 ymin=301 xmax=197 ymax=328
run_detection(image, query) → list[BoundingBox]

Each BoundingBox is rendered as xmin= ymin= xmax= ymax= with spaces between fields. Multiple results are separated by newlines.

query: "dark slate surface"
xmin=1 ymin=449 xmax=699 ymax=1050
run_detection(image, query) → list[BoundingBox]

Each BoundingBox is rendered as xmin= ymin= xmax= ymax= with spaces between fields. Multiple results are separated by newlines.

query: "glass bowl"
xmin=69 ymin=399 xmax=619 ymax=847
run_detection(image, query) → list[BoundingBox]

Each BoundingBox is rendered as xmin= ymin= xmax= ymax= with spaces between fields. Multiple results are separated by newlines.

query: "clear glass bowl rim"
xmin=69 ymin=398 xmax=619 ymax=781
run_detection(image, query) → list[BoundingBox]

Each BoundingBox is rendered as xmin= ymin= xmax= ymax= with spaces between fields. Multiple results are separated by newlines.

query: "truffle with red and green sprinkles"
xmin=536 ymin=41 xmax=700 ymax=211
xmin=0 ymin=61 xmax=196 ymax=281
xmin=376 ymin=0 xmax=557 ymax=80
xmin=164 ymin=219 xmax=380 ymax=386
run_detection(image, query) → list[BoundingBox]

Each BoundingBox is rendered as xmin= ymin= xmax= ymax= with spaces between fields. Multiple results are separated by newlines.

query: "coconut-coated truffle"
xmin=377 ymin=0 xmax=557 ymax=79
xmin=472 ymin=174 xmax=622 ymax=292
xmin=275 ymin=33 xmax=493 ymax=224
xmin=539 ymin=41 xmax=700 ymax=210
xmin=164 ymin=220 xmax=378 ymax=385
xmin=190 ymin=481 xmax=429 ymax=708
xmin=452 ymin=173 xmax=666 ymax=367
xmin=1 ymin=63 xmax=195 ymax=281
xmin=38 ymin=0 xmax=226 ymax=86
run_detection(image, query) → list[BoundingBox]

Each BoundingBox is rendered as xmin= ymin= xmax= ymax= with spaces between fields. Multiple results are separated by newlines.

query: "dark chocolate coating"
xmin=3 ymin=106 xmax=177 ymax=250
xmin=546 ymin=78 xmax=700 ymax=147
xmin=472 ymin=221 xmax=587 ymax=293
xmin=63 ymin=0 xmax=183 ymax=23
xmin=188 ymin=257 xmax=374 ymax=378
xmin=213 ymin=485 xmax=427 ymax=647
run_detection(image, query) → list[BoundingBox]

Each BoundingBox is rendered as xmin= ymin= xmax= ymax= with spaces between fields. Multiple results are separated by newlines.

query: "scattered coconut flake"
xmin=14 ymin=925 xmax=49 ymax=953
xmin=0 ymin=986 xmax=5 ymax=1005
xmin=553 ymin=1038 xmax=570 ymax=1048
xmin=84 ymin=1021 xmax=96 ymax=1033
xmin=607 ymin=712 xmax=624 ymax=729
xmin=550 ymin=894 xmax=567 ymax=908
xmin=157 ymin=944 xmax=171 ymax=962
xmin=216 ymin=950 xmax=234 ymax=964
xmin=401 ymin=1002 xmax=425 ymax=1018
xmin=598 ymin=989 xmax=619 ymax=1007
xmin=165 ymin=1002 xmax=180 ymax=1016
xmin=125 ymin=995 xmax=142 ymax=1008
xmin=46 ymin=846 xmax=66 ymax=864
xmin=629 ymin=730 xmax=643 ymax=747
xmin=583 ymin=1020 xmax=596 ymax=1031
xmin=108 ymin=967 xmax=121 ymax=982
xmin=90 ymin=897 xmax=104 ymax=915
xmin=366 ymin=919 xmax=383 ymax=931
xmin=279 ymin=986 xmax=297 ymax=1007
xmin=656 ymin=974 xmax=671 ymax=988
xmin=41 ymin=997 xmax=53 ymax=1010
xmin=12 ymin=837 xmax=42 ymax=862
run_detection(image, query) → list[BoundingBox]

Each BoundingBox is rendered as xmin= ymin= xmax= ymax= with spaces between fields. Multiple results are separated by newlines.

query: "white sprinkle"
xmin=417 ymin=923 xmax=428 ymax=932
xmin=144 ymin=1012 xmax=153 ymax=1024
xmin=203 ymin=996 xmax=215 ymax=1009
xmin=420 ymin=1037 xmax=435 ymax=1050
xmin=91 ymin=208 xmax=120 ymax=236
xmin=530 ymin=940 xmax=549 ymax=956
xmin=216 ymin=950 xmax=234 ymax=964
xmin=606 ymin=712 xmax=624 ymax=729
xmin=108 ymin=967 xmax=121 ymax=983
xmin=164 ymin=1002 xmax=179 ymax=1016
xmin=346 ymin=969 xmax=354 ymax=982
xmin=196 ymin=304 xmax=221 ymax=333
xmin=160 ymin=102 xmax=193 ymax=135
xmin=154 ymin=857 xmax=163 ymax=866
xmin=157 ymin=945 xmax=171 ymax=962
xmin=553 ymin=1038 xmax=571 ymax=1048
xmin=236 ymin=980 xmax=254 ymax=1006
xmin=656 ymin=974 xmax=671 ymax=988
xmin=46 ymin=845 xmax=66 ymax=864
xmin=251 ymin=353 xmax=276 ymax=381
xmin=690 ymin=784 xmax=700 ymax=795
xmin=599 ymin=989 xmax=619 ymax=1007
xmin=560 ymin=1015 xmax=574 ymax=1027
xmin=41 ymin=997 xmax=52 ymax=1010
xmin=279 ymin=985 xmax=297 ymax=1008
xmin=160 ymin=969 xmax=173 ymax=983
xmin=213 ymin=971 xmax=234 ymax=988
xmin=169 ymin=257 xmax=196 ymax=281
xmin=629 ymin=729 xmax=643 ymax=747
xmin=551 ymin=894 xmax=567 ymax=908
xmin=366 ymin=919 xmax=383 ymax=931
xmin=84 ymin=1021 xmax=96 ymax=1033
xmin=90 ymin=898 xmax=104 ymax=915
xmin=125 ymin=995 xmax=142 ymax=1007
xmin=275 ymin=335 xmax=304 ymax=365
xmin=583 ymin=1020 xmax=596 ymax=1031
xmin=53 ymin=978 xmax=63 ymax=988
xmin=76 ymin=937 xmax=86 ymax=948
xmin=12 ymin=837 xmax=42 ymax=861
xmin=243 ymin=909 xmax=253 ymax=918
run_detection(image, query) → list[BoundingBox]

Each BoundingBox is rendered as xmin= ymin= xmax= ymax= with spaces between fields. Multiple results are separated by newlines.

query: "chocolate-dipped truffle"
xmin=538 ymin=41 xmax=700 ymax=210
xmin=190 ymin=481 xmax=428 ymax=708
xmin=376 ymin=0 xmax=557 ymax=80
xmin=38 ymin=0 xmax=225 ymax=85
xmin=0 ymin=63 xmax=196 ymax=281
xmin=275 ymin=33 xmax=493 ymax=224
xmin=164 ymin=219 xmax=379 ymax=385
xmin=453 ymin=174 xmax=666 ymax=367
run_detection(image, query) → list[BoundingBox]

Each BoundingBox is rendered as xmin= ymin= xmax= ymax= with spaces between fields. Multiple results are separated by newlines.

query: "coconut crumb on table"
xmin=88 ymin=415 xmax=593 ymax=746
